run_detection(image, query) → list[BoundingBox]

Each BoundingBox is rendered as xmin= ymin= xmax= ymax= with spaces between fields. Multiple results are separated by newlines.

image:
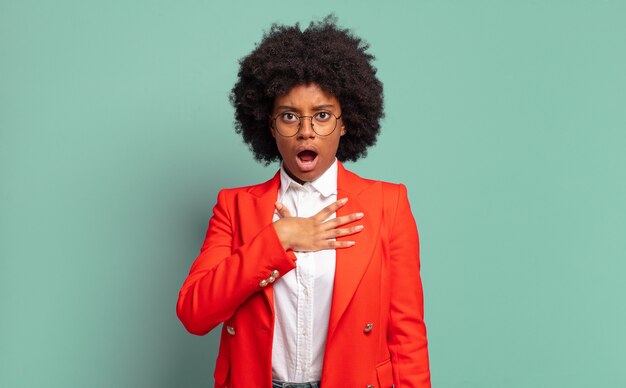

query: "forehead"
xmin=273 ymin=83 xmax=340 ymax=109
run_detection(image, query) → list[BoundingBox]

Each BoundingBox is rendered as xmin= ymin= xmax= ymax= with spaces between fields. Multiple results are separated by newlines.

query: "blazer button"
xmin=367 ymin=385 xmax=375 ymax=388
xmin=259 ymin=279 xmax=268 ymax=287
xmin=268 ymin=276 xmax=276 ymax=283
xmin=271 ymin=270 xmax=280 ymax=278
xmin=226 ymin=325 xmax=235 ymax=335
xmin=364 ymin=323 xmax=374 ymax=333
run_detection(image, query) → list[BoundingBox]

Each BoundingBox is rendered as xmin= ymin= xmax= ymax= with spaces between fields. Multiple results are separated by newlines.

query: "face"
xmin=270 ymin=83 xmax=345 ymax=184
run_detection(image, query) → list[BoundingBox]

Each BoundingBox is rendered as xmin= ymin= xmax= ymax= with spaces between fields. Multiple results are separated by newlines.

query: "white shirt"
xmin=271 ymin=159 xmax=338 ymax=382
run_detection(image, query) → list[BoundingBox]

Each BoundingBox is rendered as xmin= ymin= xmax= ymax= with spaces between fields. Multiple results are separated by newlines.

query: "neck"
xmin=282 ymin=165 xmax=307 ymax=185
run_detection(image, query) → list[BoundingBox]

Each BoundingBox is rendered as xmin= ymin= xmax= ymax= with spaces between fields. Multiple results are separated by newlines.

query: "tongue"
xmin=298 ymin=150 xmax=317 ymax=162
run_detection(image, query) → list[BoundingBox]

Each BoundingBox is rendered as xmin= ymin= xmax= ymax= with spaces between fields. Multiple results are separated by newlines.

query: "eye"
xmin=314 ymin=111 xmax=332 ymax=122
xmin=279 ymin=112 xmax=299 ymax=123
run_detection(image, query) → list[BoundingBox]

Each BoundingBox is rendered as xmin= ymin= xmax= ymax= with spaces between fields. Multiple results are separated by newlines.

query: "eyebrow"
xmin=275 ymin=104 xmax=336 ymax=111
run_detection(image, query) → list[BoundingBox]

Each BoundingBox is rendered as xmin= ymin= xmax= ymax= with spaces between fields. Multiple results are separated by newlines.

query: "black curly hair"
xmin=230 ymin=16 xmax=384 ymax=164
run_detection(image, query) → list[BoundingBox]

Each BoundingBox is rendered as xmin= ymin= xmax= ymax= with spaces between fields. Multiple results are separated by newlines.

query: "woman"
xmin=177 ymin=17 xmax=431 ymax=388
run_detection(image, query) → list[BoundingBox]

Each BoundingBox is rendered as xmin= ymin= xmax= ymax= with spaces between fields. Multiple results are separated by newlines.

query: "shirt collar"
xmin=279 ymin=158 xmax=338 ymax=198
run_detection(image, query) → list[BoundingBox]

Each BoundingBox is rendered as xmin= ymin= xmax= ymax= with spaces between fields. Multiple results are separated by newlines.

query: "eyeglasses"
xmin=271 ymin=111 xmax=342 ymax=137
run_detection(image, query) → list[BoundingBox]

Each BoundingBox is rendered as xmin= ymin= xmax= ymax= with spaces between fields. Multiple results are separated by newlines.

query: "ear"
xmin=269 ymin=117 xmax=277 ymax=138
xmin=339 ymin=122 xmax=346 ymax=136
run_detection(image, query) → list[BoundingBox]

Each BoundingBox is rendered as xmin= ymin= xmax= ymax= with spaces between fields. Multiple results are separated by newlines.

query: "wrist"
xmin=273 ymin=219 xmax=292 ymax=250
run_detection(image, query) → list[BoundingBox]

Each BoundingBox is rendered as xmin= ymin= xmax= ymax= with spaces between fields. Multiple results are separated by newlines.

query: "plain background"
xmin=1 ymin=1 xmax=625 ymax=387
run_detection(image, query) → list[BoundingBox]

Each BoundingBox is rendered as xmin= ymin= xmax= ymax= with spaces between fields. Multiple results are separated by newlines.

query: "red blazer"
xmin=177 ymin=162 xmax=430 ymax=387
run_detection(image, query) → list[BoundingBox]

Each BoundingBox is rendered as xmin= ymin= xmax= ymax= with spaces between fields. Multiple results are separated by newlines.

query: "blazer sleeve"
xmin=176 ymin=189 xmax=297 ymax=336
xmin=387 ymin=184 xmax=431 ymax=387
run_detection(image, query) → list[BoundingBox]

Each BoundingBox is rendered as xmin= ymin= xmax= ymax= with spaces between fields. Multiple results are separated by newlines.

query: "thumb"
xmin=275 ymin=202 xmax=293 ymax=218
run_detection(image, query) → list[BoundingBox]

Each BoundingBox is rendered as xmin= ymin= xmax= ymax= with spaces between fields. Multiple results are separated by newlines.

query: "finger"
xmin=275 ymin=202 xmax=293 ymax=218
xmin=326 ymin=240 xmax=356 ymax=249
xmin=322 ymin=212 xmax=364 ymax=229
xmin=313 ymin=197 xmax=348 ymax=221
xmin=321 ymin=225 xmax=364 ymax=239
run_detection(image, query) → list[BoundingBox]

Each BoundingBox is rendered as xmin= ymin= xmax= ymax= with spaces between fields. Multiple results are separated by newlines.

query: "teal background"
xmin=1 ymin=1 xmax=625 ymax=387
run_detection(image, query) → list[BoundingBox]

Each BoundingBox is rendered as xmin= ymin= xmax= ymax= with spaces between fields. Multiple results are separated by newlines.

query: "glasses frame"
xmin=271 ymin=112 xmax=343 ymax=137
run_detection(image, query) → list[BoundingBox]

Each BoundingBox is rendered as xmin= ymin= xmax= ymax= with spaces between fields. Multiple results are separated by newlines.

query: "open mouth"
xmin=296 ymin=150 xmax=318 ymax=171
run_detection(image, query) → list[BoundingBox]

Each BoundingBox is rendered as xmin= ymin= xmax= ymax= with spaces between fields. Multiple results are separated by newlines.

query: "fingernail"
xmin=356 ymin=225 xmax=364 ymax=230
xmin=275 ymin=202 xmax=282 ymax=210
xmin=356 ymin=212 xmax=364 ymax=218
xmin=340 ymin=197 xmax=348 ymax=204
xmin=348 ymin=241 xmax=356 ymax=246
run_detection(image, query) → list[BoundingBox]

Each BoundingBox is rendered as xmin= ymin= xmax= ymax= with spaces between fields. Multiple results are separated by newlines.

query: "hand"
xmin=273 ymin=197 xmax=364 ymax=252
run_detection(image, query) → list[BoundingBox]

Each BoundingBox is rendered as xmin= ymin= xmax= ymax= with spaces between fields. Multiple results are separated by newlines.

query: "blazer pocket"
xmin=213 ymin=355 xmax=230 ymax=387
xmin=376 ymin=359 xmax=394 ymax=388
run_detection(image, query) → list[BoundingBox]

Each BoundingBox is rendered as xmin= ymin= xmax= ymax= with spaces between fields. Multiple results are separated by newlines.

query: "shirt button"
xmin=226 ymin=325 xmax=235 ymax=335
xmin=364 ymin=323 xmax=374 ymax=333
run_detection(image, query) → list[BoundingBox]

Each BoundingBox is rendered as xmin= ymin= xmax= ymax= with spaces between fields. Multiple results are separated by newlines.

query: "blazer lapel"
xmin=327 ymin=162 xmax=383 ymax=341
xmin=236 ymin=171 xmax=281 ymax=314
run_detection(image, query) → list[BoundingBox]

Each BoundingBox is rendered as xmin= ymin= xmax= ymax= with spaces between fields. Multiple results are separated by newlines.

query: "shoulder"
xmin=341 ymin=167 xmax=413 ymax=224
xmin=214 ymin=173 xmax=280 ymax=202
xmin=342 ymin=166 xmax=407 ymax=195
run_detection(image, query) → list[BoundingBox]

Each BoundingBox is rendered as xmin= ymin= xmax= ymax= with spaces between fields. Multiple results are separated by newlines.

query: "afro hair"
xmin=230 ymin=15 xmax=384 ymax=164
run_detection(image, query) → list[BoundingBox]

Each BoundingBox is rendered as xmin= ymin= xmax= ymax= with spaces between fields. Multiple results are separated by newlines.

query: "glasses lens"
xmin=274 ymin=113 xmax=299 ymax=137
xmin=311 ymin=112 xmax=337 ymax=136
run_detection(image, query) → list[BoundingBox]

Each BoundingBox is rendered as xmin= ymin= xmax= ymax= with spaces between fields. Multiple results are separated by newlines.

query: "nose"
xmin=297 ymin=116 xmax=316 ymax=139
